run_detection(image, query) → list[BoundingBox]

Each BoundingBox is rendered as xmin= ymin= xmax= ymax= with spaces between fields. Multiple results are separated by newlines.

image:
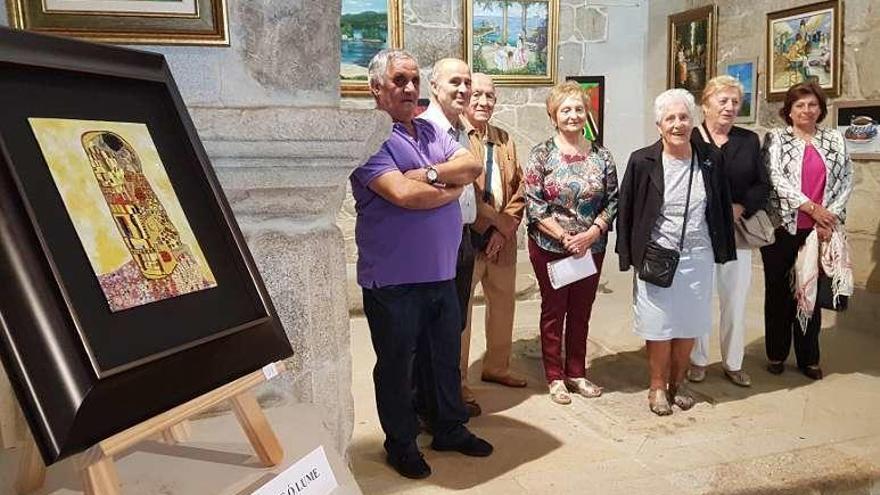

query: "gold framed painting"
xmin=340 ymin=0 xmax=404 ymax=96
xmin=667 ymin=5 xmax=718 ymax=102
xmin=765 ymin=0 xmax=841 ymax=101
xmin=465 ymin=0 xmax=559 ymax=86
xmin=6 ymin=0 xmax=229 ymax=45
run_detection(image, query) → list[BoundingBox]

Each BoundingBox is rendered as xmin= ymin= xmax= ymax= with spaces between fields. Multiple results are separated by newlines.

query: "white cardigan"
xmin=763 ymin=126 xmax=854 ymax=235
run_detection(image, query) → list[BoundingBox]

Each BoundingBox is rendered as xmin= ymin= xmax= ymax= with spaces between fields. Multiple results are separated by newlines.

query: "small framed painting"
xmin=834 ymin=100 xmax=880 ymax=160
xmin=340 ymin=0 xmax=404 ymax=96
xmin=765 ymin=0 xmax=841 ymax=101
xmin=465 ymin=0 xmax=559 ymax=86
xmin=722 ymin=58 xmax=759 ymax=124
xmin=566 ymin=76 xmax=604 ymax=146
xmin=667 ymin=5 xmax=718 ymax=102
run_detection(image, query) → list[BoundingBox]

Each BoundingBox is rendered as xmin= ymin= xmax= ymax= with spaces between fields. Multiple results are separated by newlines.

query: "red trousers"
xmin=528 ymin=238 xmax=604 ymax=383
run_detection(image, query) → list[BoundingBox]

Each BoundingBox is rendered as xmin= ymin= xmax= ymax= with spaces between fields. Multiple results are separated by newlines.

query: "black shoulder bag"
xmin=639 ymin=154 xmax=696 ymax=288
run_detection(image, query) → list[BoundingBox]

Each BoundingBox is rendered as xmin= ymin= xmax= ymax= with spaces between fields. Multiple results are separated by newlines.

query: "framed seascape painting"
xmin=766 ymin=0 xmax=841 ymax=101
xmin=340 ymin=0 xmax=404 ymax=96
xmin=0 ymin=27 xmax=291 ymax=463
xmin=667 ymin=5 xmax=718 ymax=102
xmin=6 ymin=0 xmax=229 ymax=45
xmin=834 ymin=100 xmax=880 ymax=160
xmin=566 ymin=76 xmax=604 ymax=146
xmin=465 ymin=0 xmax=559 ymax=86
xmin=722 ymin=58 xmax=758 ymax=124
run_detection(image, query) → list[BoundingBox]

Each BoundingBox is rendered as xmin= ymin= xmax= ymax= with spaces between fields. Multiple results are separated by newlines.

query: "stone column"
xmin=192 ymin=107 xmax=390 ymax=456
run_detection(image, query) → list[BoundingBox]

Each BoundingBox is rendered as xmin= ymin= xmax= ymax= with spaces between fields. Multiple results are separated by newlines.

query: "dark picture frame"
xmin=765 ymin=0 xmax=842 ymax=101
xmin=667 ymin=5 xmax=718 ymax=102
xmin=0 ymin=27 xmax=291 ymax=464
xmin=6 ymin=0 xmax=229 ymax=45
xmin=833 ymin=100 xmax=880 ymax=160
xmin=566 ymin=75 xmax=604 ymax=146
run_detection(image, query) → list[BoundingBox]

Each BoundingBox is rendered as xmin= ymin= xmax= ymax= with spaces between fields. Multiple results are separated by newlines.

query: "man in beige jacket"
xmin=460 ymin=73 xmax=527 ymax=412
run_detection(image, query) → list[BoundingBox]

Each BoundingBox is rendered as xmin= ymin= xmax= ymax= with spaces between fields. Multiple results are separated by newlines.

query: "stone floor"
xmin=348 ymin=252 xmax=880 ymax=495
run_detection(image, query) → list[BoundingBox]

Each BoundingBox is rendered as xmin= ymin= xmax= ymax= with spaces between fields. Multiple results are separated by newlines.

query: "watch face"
xmin=426 ymin=168 xmax=438 ymax=183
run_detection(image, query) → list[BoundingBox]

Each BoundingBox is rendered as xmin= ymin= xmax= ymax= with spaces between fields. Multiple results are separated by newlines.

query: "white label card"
xmin=251 ymin=446 xmax=339 ymax=495
xmin=262 ymin=363 xmax=280 ymax=381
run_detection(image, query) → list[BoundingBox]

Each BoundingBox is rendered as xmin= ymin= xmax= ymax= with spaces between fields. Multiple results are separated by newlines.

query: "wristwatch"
xmin=426 ymin=166 xmax=439 ymax=185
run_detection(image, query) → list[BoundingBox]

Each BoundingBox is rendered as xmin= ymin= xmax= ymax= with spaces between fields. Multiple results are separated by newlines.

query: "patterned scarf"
xmin=792 ymin=225 xmax=853 ymax=332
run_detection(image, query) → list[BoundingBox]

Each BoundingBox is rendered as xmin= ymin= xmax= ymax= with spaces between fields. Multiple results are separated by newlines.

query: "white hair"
xmin=367 ymin=48 xmax=418 ymax=87
xmin=653 ymin=88 xmax=697 ymax=124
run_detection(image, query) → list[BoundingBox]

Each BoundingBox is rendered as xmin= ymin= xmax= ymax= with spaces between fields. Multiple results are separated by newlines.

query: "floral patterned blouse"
xmin=524 ymin=137 xmax=619 ymax=254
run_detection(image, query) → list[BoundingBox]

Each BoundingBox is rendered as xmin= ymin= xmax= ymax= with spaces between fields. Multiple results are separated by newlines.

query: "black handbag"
xmin=817 ymin=272 xmax=849 ymax=311
xmin=639 ymin=155 xmax=696 ymax=288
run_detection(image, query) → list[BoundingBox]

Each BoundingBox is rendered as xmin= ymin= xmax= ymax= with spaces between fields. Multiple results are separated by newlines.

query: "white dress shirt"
xmin=419 ymin=103 xmax=477 ymax=225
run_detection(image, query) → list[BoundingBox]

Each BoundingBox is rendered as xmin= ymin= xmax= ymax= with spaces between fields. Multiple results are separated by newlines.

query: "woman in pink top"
xmin=761 ymin=81 xmax=853 ymax=380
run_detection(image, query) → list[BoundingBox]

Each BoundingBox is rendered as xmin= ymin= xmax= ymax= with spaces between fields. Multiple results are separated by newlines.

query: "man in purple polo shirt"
xmin=350 ymin=48 xmax=493 ymax=480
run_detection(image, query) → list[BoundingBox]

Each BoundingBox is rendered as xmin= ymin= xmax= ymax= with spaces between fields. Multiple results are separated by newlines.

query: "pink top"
xmin=797 ymin=144 xmax=827 ymax=229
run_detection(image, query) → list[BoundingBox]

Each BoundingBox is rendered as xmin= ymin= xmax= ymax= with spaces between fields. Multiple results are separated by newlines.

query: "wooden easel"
xmin=14 ymin=362 xmax=286 ymax=495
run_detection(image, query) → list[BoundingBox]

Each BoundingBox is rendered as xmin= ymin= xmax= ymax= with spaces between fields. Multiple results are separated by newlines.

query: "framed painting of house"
xmin=465 ymin=0 xmax=559 ymax=86
xmin=340 ymin=0 xmax=404 ymax=96
xmin=765 ymin=0 xmax=841 ymax=101
xmin=0 ymin=27 xmax=291 ymax=464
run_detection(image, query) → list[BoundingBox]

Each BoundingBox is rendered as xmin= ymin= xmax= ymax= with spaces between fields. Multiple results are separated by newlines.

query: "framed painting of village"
xmin=5 ymin=0 xmax=229 ymax=45
xmin=765 ymin=0 xmax=841 ymax=101
xmin=340 ymin=0 xmax=404 ymax=96
xmin=0 ymin=27 xmax=291 ymax=464
xmin=465 ymin=0 xmax=559 ymax=86
xmin=667 ymin=5 xmax=718 ymax=102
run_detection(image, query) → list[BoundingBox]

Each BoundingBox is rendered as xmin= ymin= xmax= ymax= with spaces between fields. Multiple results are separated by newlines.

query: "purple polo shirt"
xmin=350 ymin=118 xmax=463 ymax=288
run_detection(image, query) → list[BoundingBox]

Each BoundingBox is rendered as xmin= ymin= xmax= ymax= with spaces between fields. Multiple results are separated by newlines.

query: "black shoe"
xmin=767 ymin=362 xmax=784 ymax=375
xmin=464 ymin=399 xmax=482 ymax=417
xmin=431 ymin=433 xmax=493 ymax=457
xmin=386 ymin=450 xmax=431 ymax=479
xmin=417 ymin=414 xmax=433 ymax=434
xmin=800 ymin=365 xmax=824 ymax=380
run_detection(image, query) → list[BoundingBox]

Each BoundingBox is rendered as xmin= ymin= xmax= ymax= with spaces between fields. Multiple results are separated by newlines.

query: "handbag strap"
xmin=701 ymin=122 xmax=718 ymax=147
xmin=677 ymin=153 xmax=697 ymax=251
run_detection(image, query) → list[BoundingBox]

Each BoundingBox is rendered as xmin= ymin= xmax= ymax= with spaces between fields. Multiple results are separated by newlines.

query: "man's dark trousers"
xmin=363 ymin=280 xmax=470 ymax=456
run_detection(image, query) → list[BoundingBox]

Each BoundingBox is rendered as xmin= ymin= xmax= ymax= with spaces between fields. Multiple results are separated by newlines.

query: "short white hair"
xmin=368 ymin=48 xmax=418 ymax=87
xmin=653 ymin=89 xmax=697 ymax=124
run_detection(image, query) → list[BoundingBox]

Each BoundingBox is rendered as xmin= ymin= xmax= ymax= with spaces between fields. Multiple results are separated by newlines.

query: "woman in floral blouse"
xmin=524 ymin=81 xmax=619 ymax=405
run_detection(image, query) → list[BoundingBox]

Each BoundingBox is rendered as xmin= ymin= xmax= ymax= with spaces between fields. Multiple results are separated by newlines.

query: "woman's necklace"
xmin=793 ymin=126 xmax=816 ymax=144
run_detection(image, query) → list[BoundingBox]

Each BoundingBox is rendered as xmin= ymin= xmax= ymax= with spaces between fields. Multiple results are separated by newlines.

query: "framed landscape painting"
xmin=340 ymin=0 xmax=404 ymax=96
xmin=6 ymin=0 xmax=229 ymax=44
xmin=667 ymin=5 xmax=718 ymax=102
xmin=566 ymin=76 xmax=604 ymax=146
xmin=834 ymin=100 xmax=880 ymax=160
xmin=0 ymin=27 xmax=291 ymax=463
xmin=765 ymin=0 xmax=841 ymax=101
xmin=722 ymin=58 xmax=758 ymax=123
xmin=465 ymin=0 xmax=559 ymax=86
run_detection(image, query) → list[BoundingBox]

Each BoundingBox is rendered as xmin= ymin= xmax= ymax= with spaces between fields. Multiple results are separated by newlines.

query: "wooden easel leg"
xmin=230 ymin=391 xmax=283 ymax=467
xmin=14 ymin=437 xmax=46 ymax=495
xmin=160 ymin=420 xmax=192 ymax=444
xmin=81 ymin=455 xmax=121 ymax=495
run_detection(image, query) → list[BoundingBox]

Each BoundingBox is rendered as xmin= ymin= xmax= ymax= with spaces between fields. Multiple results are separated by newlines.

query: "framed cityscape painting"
xmin=765 ymin=0 xmax=841 ymax=101
xmin=566 ymin=76 xmax=604 ymax=146
xmin=340 ymin=0 xmax=404 ymax=96
xmin=834 ymin=100 xmax=880 ymax=160
xmin=667 ymin=5 xmax=718 ymax=102
xmin=0 ymin=27 xmax=291 ymax=463
xmin=722 ymin=58 xmax=758 ymax=124
xmin=465 ymin=0 xmax=559 ymax=86
xmin=5 ymin=0 xmax=229 ymax=45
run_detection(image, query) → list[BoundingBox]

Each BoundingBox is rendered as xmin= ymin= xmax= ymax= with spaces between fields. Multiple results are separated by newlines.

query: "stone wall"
xmin=646 ymin=0 xmax=880 ymax=333
xmin=2 ymin=0 xmax=386 ymax=457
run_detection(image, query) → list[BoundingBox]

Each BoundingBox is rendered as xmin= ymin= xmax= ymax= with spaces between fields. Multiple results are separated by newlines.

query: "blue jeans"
xmin=363 ymin=280 xmax=469 ymax=456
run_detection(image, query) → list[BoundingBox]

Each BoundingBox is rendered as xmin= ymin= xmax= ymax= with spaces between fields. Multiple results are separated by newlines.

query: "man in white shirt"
xmin=418 ymin=58 xmax=481 ymax=417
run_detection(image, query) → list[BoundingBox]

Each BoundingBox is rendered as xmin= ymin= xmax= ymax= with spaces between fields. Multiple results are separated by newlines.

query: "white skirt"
xmin=633 ymin=248 xmax=714 ymax=341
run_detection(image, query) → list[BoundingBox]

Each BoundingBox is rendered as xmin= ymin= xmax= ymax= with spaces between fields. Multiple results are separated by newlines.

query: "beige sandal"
xmin=549 ymin=380 xmax=572 ymax=405
xmin=648 ymin=388 xmax=672 ymax=416
xmin=565 ymin=377 xmax=603 ymax=398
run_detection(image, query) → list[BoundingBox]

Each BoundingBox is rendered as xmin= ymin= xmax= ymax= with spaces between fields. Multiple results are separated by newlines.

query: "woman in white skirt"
xmin=616 ymin=89 xmax=736 ymax=416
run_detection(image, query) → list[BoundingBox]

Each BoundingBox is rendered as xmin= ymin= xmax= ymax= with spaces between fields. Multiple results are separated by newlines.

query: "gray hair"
xmin=653 ymin=88 xmax=697 ymax=124
xmin=368 ymin=48 xmax=418 ymax=87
